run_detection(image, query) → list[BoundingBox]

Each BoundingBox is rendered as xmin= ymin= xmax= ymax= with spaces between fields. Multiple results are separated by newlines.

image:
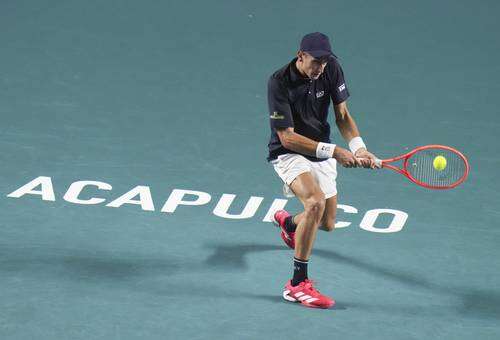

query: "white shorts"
xmin=271 ymin=153 xmax=338 ymax=199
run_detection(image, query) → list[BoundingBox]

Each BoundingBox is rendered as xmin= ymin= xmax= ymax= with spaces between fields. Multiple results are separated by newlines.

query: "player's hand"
xmin=354 ymin=148 xmax=381 ymax=169
xmin=333 ymin=146 xmax=361 ymax=168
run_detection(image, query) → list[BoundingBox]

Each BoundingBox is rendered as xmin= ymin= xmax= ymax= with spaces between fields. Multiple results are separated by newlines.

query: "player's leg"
xmin=319 ymin=195 xmax=337 ymax=231
xmin=281 ymin=172 xmax=334 ymax=308
xmin=292 ymin=195 xmax=337 ymax=232
xmin=271 ymin=154 xmax=311 ymax=249
xmin=270 ymin=155 xmax=337 ymax=308
xmin=288 ymin=172 xmax=325 ymax=260
xmin=273 ymin=155 xmax=337 ymax=246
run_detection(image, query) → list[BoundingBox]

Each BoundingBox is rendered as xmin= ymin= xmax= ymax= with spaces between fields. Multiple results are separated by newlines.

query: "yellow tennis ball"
xmin=433 ymin=155 xmax=447 ymax=171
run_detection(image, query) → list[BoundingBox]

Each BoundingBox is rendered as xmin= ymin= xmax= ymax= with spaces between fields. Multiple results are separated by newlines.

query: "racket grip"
xmin=374 ymin=158 xmax=383 ymax=168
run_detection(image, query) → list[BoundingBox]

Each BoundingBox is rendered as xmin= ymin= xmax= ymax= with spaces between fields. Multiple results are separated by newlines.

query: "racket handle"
xmin=375 ymin=158 xmax=383 ymax=168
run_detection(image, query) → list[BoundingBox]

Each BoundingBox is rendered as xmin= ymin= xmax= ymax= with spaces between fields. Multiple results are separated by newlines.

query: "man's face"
xmin=297 ymin=51 xmax=329 ymax=79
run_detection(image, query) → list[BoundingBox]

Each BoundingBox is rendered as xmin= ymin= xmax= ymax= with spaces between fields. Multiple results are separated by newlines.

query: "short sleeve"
xmin=267 ymin=77 xmax=294 ymax=129
xmin=328 ymin=60 xmax=350 ymax=105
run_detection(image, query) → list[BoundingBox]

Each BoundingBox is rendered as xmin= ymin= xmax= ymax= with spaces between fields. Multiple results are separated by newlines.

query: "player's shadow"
xmin=204 ymin=243 xmax=500 ymax=318
xmin=458 ymin=289 xmax=500 ymax=319
xmin=203 ymin=244 xmax=284 ymax=270
xmin=61 ymin=255 xmax=179 ymax=282
xmin=0 ymin=247 xmax=179 ymax=283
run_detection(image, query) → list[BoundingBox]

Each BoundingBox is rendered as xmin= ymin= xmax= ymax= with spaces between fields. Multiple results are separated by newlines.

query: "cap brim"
xmin=306 ymin=50 xmax=333 ymax=58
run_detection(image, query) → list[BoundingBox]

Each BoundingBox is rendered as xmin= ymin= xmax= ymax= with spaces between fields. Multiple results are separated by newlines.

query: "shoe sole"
xmin=282 ymin=290 xmax=334 ymax=309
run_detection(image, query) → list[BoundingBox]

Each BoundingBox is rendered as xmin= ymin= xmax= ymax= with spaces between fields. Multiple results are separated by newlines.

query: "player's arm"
xmin=328 ymin=58 xmax=379 ymax=169
xmin=275 ymin=127 xmax=317 ymax=156
xmin=333 ymin=101 xmax=361 ymax=142
xmin=333 ymin=101 xmax=379 ymax=168
xmin=276 ymin=128 xmax=359 ymax=167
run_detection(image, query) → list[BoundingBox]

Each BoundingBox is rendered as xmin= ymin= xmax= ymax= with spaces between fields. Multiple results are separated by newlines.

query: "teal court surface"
xmin=1 ymin=1 xmax=499 ymax=339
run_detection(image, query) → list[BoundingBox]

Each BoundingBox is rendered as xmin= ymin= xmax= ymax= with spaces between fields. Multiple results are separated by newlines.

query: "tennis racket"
xmin=374 ymin=145 xmax=470 ymax=189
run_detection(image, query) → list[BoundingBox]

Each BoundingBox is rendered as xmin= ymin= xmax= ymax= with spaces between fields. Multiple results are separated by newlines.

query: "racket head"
xmin=402 ymin=145 xmax=470 ymax=189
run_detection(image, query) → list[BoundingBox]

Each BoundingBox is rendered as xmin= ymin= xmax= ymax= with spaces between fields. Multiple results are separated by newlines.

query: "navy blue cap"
xmin=299 ymin=32 xmax=334 ymax=59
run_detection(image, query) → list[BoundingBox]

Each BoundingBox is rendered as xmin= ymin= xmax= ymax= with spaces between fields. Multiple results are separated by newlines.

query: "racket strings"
xmin=406 ymin=148 xmax=467 ymax=187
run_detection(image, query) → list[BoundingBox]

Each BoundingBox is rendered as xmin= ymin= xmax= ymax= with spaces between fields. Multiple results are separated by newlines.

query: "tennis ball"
xmin=433 ymin=155 xmax=447 ymax=171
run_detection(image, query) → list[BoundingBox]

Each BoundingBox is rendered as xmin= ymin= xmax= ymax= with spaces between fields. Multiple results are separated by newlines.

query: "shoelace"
xmin=302 ymin=280 xmax=321 ymax=297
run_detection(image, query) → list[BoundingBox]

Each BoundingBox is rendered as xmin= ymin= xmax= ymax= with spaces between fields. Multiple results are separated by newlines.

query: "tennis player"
xmin=267 ymin=32 xmax=379 ymax=308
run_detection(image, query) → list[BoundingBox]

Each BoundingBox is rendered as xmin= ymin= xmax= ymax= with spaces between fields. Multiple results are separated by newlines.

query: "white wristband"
xmin=348 ymin=136 xmax=366 ymax=155
xmin=316 ymin=142 xmax=336 ymax=159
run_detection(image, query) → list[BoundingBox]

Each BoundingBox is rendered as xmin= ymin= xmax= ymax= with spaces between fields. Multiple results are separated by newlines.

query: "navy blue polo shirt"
xmin=267 ymin=57 xmax=350 ymax=162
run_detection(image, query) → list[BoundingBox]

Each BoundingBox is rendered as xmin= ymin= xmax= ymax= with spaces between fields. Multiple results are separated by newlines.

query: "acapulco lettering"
xmin=5 ymin=176 xmax=409 ymax=233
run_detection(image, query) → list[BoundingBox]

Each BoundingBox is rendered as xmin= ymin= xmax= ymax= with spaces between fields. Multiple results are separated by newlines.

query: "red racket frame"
xmin=378 ymin=145 xmax=470 ymax=189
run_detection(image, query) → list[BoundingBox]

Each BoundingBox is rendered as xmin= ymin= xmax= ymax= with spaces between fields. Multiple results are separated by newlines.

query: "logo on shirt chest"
xmin=315 ymin=90 xmax=325 ymax=98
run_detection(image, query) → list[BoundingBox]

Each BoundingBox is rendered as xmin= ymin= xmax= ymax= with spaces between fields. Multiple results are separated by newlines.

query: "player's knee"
xmin=305 ymin=194 xmax=326 ymax=221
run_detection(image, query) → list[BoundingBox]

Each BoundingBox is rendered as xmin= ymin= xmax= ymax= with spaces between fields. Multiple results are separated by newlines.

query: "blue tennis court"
xmin=1 ymin=0 xmax=499 ymax=339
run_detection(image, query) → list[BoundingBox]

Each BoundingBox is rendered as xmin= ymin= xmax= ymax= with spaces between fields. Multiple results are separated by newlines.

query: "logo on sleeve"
xmin=270 ymin=112 xmax=285 ymax=119
xmin=338 ymin=84 xmax=346 ymax=92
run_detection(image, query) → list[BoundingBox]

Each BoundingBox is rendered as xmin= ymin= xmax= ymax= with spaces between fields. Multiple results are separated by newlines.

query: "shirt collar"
xmin=290 ymin=58 xmax=310 ymax=84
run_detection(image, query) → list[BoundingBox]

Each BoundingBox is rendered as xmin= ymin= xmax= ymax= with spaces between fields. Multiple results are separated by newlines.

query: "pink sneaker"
xmin=283 ymin=279 xmax=335 ymax=309
xmin=272 ymin=210 xmax=295 ymax=249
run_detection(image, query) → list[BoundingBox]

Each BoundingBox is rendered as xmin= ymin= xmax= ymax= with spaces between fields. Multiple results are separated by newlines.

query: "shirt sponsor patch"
xmin=270 ymin=111 xmax=285 ymax=119
xmin=338 ymin=83 xmax=346 ymax=92
xmin=315 ymin=91 xmax=324 ymax=98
